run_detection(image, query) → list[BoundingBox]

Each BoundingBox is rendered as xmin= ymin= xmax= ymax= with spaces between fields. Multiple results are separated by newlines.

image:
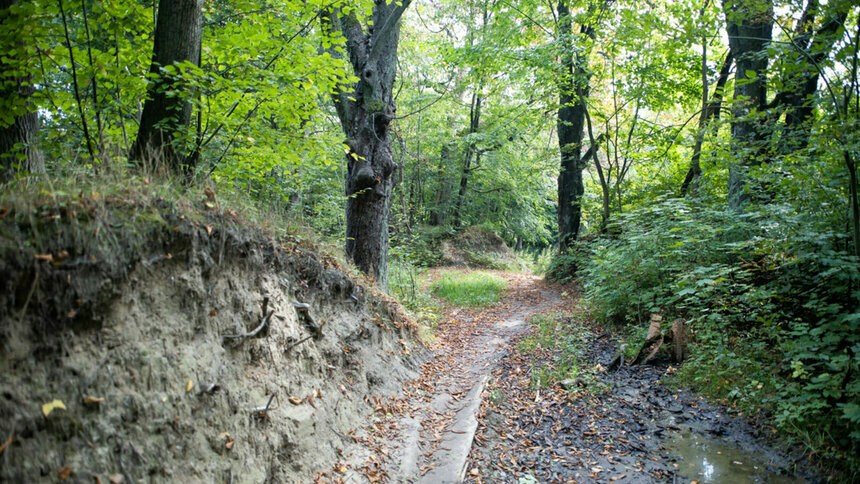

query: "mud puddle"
xmin=666 ymin=427 xmax=804 ymax=483
xmin=467 ymin=318 xmax=821 ymax=483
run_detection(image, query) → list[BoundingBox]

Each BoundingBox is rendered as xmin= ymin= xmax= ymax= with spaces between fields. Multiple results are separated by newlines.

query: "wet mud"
xmin=467 ymin=323 xmax=821 ymax=483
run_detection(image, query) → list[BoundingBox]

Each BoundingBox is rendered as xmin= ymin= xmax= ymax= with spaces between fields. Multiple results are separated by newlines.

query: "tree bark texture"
xmin=324 ymin=0 xmax=411 ymax=289
xmin=724 ymin=0 xmax=772 ymax=210
xmin=131 ymin=0 xmax=203 ymax=174
xmin=0 ymin=0 xmax=44 ymax=181
xmin=556 ymin=0 xmax=596 ymax=251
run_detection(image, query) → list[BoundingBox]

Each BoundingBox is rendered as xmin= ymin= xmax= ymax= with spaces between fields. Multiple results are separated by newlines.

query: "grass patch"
xmin=518 ymin=313 xmax=604 ymax=392
xmin=430 ymin=271 xmax=507 ymax=307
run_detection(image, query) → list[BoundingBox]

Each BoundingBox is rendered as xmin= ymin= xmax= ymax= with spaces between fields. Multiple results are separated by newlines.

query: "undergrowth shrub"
xmin=580 ymin=197 xmax=860 ymax=471
xmin=545 ymin=238 xmax=593 ymax=283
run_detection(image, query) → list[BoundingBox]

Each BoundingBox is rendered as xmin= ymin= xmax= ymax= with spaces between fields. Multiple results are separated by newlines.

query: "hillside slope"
xmin=0 ymin=195 xmax=420 ymax=482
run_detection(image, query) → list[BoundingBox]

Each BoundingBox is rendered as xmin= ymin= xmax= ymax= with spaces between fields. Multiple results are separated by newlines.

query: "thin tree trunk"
xmin=0 ymin=0 xmax=44 ymax=181
xmin=453 ymin=91 xmax=482 ymax=228
xmin=774 ymin=1 xmax=847 ymax=152
xmin=681 ymin=49 xmax=733 ymax=196
xmin=131 ymin=0 xmax=203 ymax=175
xmin=429 ymin=144 xmax=452 ymax=226
xmin=323 ymin=0 xmax=411 ymax=289
xmin=724 ymin=0 xmax=772 ymax=210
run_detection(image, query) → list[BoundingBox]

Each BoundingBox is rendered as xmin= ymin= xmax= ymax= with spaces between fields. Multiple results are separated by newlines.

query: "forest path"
xmin=342 ymin=269 xmax=573 ymax=483
xmin=334 ymin=269 xmax=814 ymax=483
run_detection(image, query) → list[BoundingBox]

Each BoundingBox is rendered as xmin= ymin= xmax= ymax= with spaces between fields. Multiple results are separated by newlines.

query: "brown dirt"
xmin=325 ymin=270 xmax=574 ymax=483
xmin=0 ymin=199 xmax=420 ymax=483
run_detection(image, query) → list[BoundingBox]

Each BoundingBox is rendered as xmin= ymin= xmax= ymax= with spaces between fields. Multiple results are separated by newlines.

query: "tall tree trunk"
xmin=453 ymin=91 xmax=482 ymax=229
xmin=556 ymin=0 xmax=596 ymax=251
xmin=681 ymin=49 xmax=733 ymax=196
xmin=323 ymin=0 xmax=411 ymax=289
xmin=724 ymin=0 xmax=772 ymax=210
xmin=131 ymin=0 xmax=203 ymax=175
xmin=0 ymin=0 xmax=44 ymax=181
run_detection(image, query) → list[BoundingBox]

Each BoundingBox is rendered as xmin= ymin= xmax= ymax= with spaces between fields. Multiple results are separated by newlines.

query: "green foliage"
xmin=388 ymin=257 xmax=441 ymax=330
xmin=580 ymin=197 xmax=860 ymax=470
xmin=405 ymin=225 xmax=452 ymax=267
xmin=430 ymin=270 xmax=506 ymax=307
xmin=545 ymin=239 xmax=593 ymax=283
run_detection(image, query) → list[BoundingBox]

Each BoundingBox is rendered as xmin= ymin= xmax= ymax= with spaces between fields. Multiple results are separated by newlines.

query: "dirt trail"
xmin=336 ymin=271 xmax=572 ymax=483
xmin=333 ymin=269 xmax=819 ymax=484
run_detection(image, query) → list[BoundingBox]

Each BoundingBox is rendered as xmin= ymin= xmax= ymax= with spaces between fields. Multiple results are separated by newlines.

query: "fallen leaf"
xmin=470 ymin=467 xmax=479 ymax=476
xmin=209 ymin=309 xmax=217 ymax=317
xmin=42 ymin=399 xmax=66 ymax=417
xmin=186 ymin=380 xmax=193 ymax=392
xmin=57 ymin=466 xmax=72 ymax=480
xmin=109 ymin=473 xmax=124 ymax=483
xmin=288 ymin=396 xmax=303 ymax=405
xmin=0 ymin=434 xmax=13 ymax=454
xmin=225 ymin=439 xmax=234 ymax=450
xmin=34 ymin=253 xmax=53 ymax=263
xmin=84 ymin=396 xmax=105 ymax=405
xmin=205 ymin=224 xmax=213 ymax=236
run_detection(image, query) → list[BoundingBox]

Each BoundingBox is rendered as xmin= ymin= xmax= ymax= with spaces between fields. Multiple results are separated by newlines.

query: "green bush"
xmin=430 ymin=271 xmax=507 ymax=306
xmin=580 ymin=197 xmax=860 ymax=470
xmin=546 ymin=238 xmax=594 ymax=283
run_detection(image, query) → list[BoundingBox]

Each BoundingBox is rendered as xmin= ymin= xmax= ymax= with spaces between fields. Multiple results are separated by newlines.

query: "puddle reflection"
xmin=665 ymin=430 xmax=803 ymax=483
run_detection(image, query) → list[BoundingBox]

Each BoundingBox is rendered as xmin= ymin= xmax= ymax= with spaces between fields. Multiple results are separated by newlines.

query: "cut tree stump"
xmin=669 ymin=318 xmax=689 ymax=363
xmin=631 ymin=314 xmax=664 ymax=366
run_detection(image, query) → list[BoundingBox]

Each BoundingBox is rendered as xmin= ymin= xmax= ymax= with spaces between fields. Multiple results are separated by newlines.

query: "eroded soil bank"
xmin=0 ymin=201 xmax=420 ymax=482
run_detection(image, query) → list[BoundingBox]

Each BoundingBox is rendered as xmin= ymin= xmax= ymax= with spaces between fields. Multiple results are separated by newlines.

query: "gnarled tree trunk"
xmin=773 ymin=0 xmax=847 ymax=153
xmin=324 ymin=0 xmax=411 ymax=289
xmin=131 ymin=0 xmax=203 ymax=175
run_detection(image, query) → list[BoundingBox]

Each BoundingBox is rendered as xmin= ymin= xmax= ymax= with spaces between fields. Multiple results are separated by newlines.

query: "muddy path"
xmin=328 ymin=271 xmax=572 ymax=483
xmin=327 ymin=271 xmax=818 ymax=483
xmin=465 ymin=299 xmax=821 ymax=483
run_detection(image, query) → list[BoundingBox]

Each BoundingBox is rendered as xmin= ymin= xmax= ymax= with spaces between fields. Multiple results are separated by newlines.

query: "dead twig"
xmin=284 ymin=335 xmax=314 ymax=354
xmin=252 ymin=392 xmax=279 ymax=417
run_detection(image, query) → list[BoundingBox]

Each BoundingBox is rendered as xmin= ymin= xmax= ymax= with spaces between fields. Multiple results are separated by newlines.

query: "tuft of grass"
xmin=518 ymin=313 xmax=605 ymax=393
xmin=430 ymin=271 xmax=507 ymax=307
